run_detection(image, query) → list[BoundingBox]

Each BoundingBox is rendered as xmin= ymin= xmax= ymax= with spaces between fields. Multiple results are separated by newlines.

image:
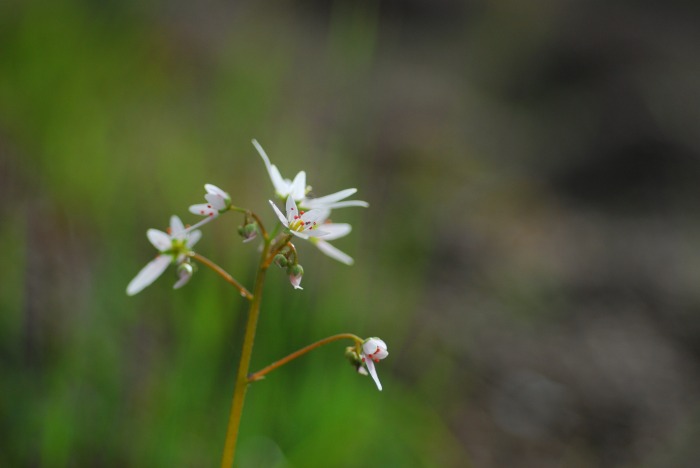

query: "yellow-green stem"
xmin=220 ymin=239 xmax=271 ymax=468
xmin=248 ymin=333 xmax=363 ymax=382
xmin=190 ymin=253 xmax=253 ymax=300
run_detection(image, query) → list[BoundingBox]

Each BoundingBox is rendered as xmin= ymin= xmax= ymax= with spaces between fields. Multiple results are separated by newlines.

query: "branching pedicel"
xmin=126 ymin=140 xmax=388 ymax=467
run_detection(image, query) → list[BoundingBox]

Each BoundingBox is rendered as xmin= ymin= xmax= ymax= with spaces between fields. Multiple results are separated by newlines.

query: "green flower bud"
xmin=289 ymin=264 xmax=304 ymax=277
xmin=273 ymin=254 xmax=288 ymax=268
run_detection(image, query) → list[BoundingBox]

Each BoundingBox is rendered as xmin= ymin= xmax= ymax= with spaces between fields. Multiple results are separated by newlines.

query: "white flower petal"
xmin=299 ymin=208 xmax=325 ymax=225
xmin=306 ymin=188 xmax=357 ymax=205
xmin=285 ymin=195 xmax=298 ymax=223
xmin=205 ymin=193 xmax=227 ymax=211
xmin=204 ymin=183 xmax=228 ymax=197
xmin=293 ymin=229 xmax=328 ymax=239
xmin=363 ymin=358 xmax=382 ymax=391
xmin=170 ymin=216 xmax=185 ymax=236
xmin=147 ymin=229 xmax=171 ymax=251
xmin=318 ymin=200 xmax=369 ymax=209
xmin=289 ymin=274 xmax=303 ymax=290
xmin=189 ymin=203 xmax=218 ymax=218
xmin=314 ymin=240 xmax=354 ymax=265
xmin=186 ymin=229 xmax=202 ymax=248
xmin=363 ymin=338 xmax=388 ymax=357
xmin=253 ymin=139 xmax=289 ymax=196
xmin=317 ymin=223 xmax=351 ymax=241
xmin=269 ymin=200 xmax=289 ymax=226
xmin=289 ymin=171 xmax=307 ymax=201
xmin=126 ymin=255 xmax=171 ymax=296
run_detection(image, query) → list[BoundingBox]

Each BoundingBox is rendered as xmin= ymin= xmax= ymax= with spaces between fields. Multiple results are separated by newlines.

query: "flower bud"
xmin=173 ymin=262 xmax=194 ymax=289
xmin=241 ymin=223 xmax=258 ymax=243
xmin=288 ymin=264 xmax=304 ymax=290
xmin=345 ymin=346 xmax=368 ymax=375
xmin=273 ymin=254 xmax=288 ymax=268
xmin=289 ymin=264 xmax=304 ymax=277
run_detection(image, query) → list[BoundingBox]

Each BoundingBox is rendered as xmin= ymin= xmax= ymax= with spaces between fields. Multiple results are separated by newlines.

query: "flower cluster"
xmin=126 ymin=139 xmax=388 ymax=391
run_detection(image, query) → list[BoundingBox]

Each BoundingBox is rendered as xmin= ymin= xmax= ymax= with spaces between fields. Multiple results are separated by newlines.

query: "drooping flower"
xmin=288 ymin=264 xmax=304 ymax=290
xmin=253 ymin=139 xmax=368 ymax=210
xmin=269 ymin=195 xmax=328 ymax=239
xmin=126 ymin=215 xmax=202 ymax=296
xmin=189 ymin=183 xmax=232 ymax=219
xmin=361 ymin=338 xmax=389 ymax=391
xmin=307 ymin=210 xmax=355 ymax=265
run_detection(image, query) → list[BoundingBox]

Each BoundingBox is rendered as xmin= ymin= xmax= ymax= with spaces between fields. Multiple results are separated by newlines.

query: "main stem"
xmin=220 ymin=239 xmax=271 ymax=468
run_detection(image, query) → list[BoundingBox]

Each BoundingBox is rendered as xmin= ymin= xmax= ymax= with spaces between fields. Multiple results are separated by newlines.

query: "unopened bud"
xmin=173 ymin=262 xmax=194 ymax=289
xmin=273 ymin=254 xmax=288 ymax=268
xmin=241 ymin=223 xmax=258 ymax=243
xmin=288 ymin=264 xmax=304 ymax=290
xmin=345 ymin=346 xmax=368 ymax=375
xmin=289 ymin=264 xmax=304 ymax=277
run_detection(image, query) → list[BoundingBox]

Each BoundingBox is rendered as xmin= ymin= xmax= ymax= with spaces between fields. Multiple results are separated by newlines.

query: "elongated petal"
xmin=269 ymin=200 xmax=289 ymax=226
xmin=186 ymin=229 xmax=202 ymax=248
xmin=285 ymin=195 xmax=298 ymax=223
xmin=293 ymin=229 xmax=329 ymax=239
xmin=189 ymin=203 xmax=218 ymax=218
xmin=126 ymin=255 xmax=171 ymax=296
xmin=308 ymin=199 xmax=369 ymax=210
xmin=289 ymin=171 xmax=307 ymax=201
xmin=170 ymin=216 xmax=185 ymax=236
xmin=317 ymin=223 xmax=351 ymax=241
xmin=204 ymin=184 xmax=228 ymax=197
xmin=316 ymin=200 xmax=369 ymax=209
xmin=306 ymin=188 xmax=357 ymax=205
xmin=147 ymin=229 xmax=171 ymax=251
xmin=253 ymin=139 xmax=288 ymax=195
xmin=314 ymin=240 xmax=354 ymax=265
xmin=364 ymin=358 xmax=382 ymax=391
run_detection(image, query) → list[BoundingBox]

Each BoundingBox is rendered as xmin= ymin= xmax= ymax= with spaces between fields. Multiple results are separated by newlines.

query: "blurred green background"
xmin=3 ymin=0 xmax=700 ymax=466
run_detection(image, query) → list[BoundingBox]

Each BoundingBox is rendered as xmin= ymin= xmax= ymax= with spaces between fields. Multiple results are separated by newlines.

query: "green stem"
xmin=220 ymin=238 xmax=271 ymax=468
xmin=248 ymin=333 xmax=363 ymax=382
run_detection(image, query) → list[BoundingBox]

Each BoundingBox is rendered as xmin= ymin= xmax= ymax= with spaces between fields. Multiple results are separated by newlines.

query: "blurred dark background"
xmin=2 ymin=0 xmax=700 ymax=466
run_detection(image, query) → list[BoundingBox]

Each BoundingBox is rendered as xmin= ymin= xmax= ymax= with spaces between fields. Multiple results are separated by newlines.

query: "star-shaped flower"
xmin=126 ymin=215 xmax=202 ymax=296
xmin=362 ymin=338 xmax=389 ymax=391
xmin=188 ymin=183 xmax=232 ymax=219
xmin=253 ymin=139 xmax=368 ymax=210
xmin=269 ymin=195 xmax=328 ymax=239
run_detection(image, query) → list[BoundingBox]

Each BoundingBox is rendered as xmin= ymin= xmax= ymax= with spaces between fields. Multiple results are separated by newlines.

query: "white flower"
xmin=362 ymin=338 xmax=389 ymax=391
xmin=126 ymin=215 xmax=202 ymax=296
xmin=269 ymin=195 xmax=329 ymax=240
xmin=308 ymin=210 xmax=354 ymax=265
xmin=189 ymin=183 xmax=231 ymax=218
xmin=253 ymin=139 xmax=368 ymax=210
xmin=253 ymin=139 xmax=307 ymax=200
